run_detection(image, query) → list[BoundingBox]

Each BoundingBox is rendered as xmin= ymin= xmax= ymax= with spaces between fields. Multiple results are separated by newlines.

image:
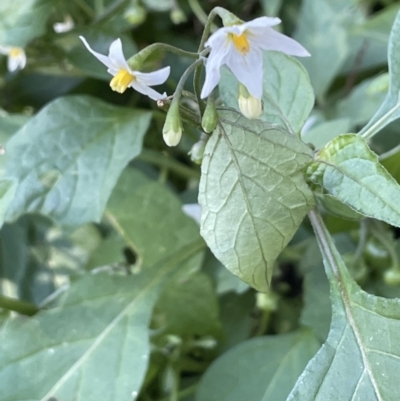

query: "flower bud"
xmin=162 ymin=102 xmax=182 ymax=147
xmin=201 ymin=96 xmax=218 ymax=133
xmin=124 ymin=5 xmax=147 ymax=25
xmin=238 ymin=83 xmax=263 ymax=119
xmin=170 ymin=7 xmax=186 ymax=24
xmin=188 ymin=138 xmax=207 ymax=164
xmin=384 ymin=269 xmax=400 ymax=286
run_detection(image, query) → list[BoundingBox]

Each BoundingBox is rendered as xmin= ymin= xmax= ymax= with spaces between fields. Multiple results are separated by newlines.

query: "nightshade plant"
xmin=1 ymin=0 xmax=400 ymax=400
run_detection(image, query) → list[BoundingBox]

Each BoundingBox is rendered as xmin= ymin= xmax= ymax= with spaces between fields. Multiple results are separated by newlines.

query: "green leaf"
xmin=302 ymin=118 xmax=350 ymax=150
xmin=306 ymin=134 xmax=400 ymax=227
xmin=196 ymin=330 xmax=320 ymax=401
xmin=219 ymin=51 xmax=314 ymax=135
xmin=335 ymin=74 xmax=389 ymax=127
xmin=359 ymin=12 xmax=400 ymax=139
xmin=154 ymin=271 xmax=222 ymax=338
xmin=0 ymin=0 xmax=53 ymax=47
xmin=199 ymin=113 xmax=315 ymax=292
xmin=294 ymin=0 xmax=349 ymax=100
xmin=106 ymin=168 xmax=202 ymax=266
xmin=3 ymin=96 xmax=151 ymax=227
xmin=289 ymin=211 xmax=400 ymax=400
xmin=0 ymin=239 xmax=205 ymax=401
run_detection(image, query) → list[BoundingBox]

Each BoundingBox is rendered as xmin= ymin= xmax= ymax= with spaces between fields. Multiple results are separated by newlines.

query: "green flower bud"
xmin=201 ymin=96 xmax=219 ymax=133
xmin=238 ymin=83 xmax=263 ymax=119
xmin=170 ymin=7 xmax=187 ymax=24
xmin=124 ymin=5 xmax=147 ymax=25
xmin=384 ymin=269 xmax=400 ymax=286
xmin=162 ymin=102 xmax=182 ymax=147
xmin=188 ymin=138 xmax=207 ymax=164
xmin=256 ymin=292 xmax=278 ymax=312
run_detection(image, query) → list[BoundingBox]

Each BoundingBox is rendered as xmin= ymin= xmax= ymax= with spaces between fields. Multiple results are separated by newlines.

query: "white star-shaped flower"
xmin=80 ymin=36 xmax=170 ymax=100
xmin=200 ymin=16 xmax=310 ymax=99
xmin=53 ymin=15 xmax=75 ymax=33
xmin=0 ymin=46 xmax=26 ymax=72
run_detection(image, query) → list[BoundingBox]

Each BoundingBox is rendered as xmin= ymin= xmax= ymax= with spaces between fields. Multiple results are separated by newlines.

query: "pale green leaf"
xmin=0 ymin=0 xmax=53 ymax=47
xmin=294 ymin=0 xmax=349 ymax=100
xmin=106 ymin=168 xmax=202 ymax=266
xmin=336 ymin=74 xmax=389 ymax=127
xmin=359 ymin=12 xmax=400 ymax=139
xmin=3 ymin=96 xmax=151 ymax=227
xmin=154 ymin=271 xmax=222 ymax=338
xmin=306 ymin=134 xmax=400 ymax=227
xmin=196 ymin=330 xmax=320 ymax=401
xmin=219 ymin=52 xmax=314 ymax=135
xmin=199 ymin=113 xmax=314 ymax=292
xmin=0 ymin=239 xmax=205 ymax=401
xmin=302 ymin=118 xmax=350 ymax=150
xmin=289 ymin=211 xmax=400 ymax=400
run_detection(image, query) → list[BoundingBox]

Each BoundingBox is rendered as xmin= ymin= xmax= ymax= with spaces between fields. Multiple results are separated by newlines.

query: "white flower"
xmin=0 ymin=46 xmax=26 ymax=72
xmin=200 ymin=16 xmax=310 ymax=100
xmin=238 ymin=92 xmax=263 ymax=119
xmin=53 ymin=15 xmax=75 ymax=33
xmin=80 ymin=36 xmax=170 ymax=100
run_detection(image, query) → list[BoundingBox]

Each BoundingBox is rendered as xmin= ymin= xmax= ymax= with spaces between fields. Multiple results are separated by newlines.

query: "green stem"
xmin=127 ymin=43 xmax=199 ymax=69
xmin=359 ymin=103 xmax=400 ymax=141
xmin=138 ymin=149 xmax=200 ymax=179
xmin=92 ymin=0 xmax=129 ymax=24
xmin=158 ymin=384 xmax=198 ymax=401
xmin=0 ymin=295 xmax=39 ymax=316
xmin=95 ymin=0 xmax=104 ymax=14
xmin=74 ymin=0 xmax=95 ymax=18
xmin=354 ymin=218 xmax=368 ymax=263
xmin=188 ymin=0 xmax=218 ymax=31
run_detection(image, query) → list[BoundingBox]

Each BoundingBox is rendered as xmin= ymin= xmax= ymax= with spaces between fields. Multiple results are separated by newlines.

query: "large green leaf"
xmin=106 ymin=168 xmax=202 ymax=266
xmin=219 ymin=51 xmax=314 ymax=135
xmin=359 ymin=12 xmax=400 ymax=139
xmin=0 ymin=0 xmax=53 ymax=47
xmin=199 ymin=113 xmax=314 ymax=292
xmin=196 ymin=330 xmax=320 ymax=401
xmin=288 ymin=211 xmax=400 ymax=400
xmin=0 ymin=239 xmax=205 ymax=401
xmin=306 ymin=134 xmax=400 ymax=227
xmin=2 ymin=96 xmax=151 ymax=227
xmin=294 ymin=0 xmax=349 ymax=100
xmin=154 ymin=271 xmax=222 ymax=339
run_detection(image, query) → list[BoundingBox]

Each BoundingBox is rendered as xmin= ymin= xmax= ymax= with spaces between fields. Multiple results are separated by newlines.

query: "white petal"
xmin=135 ymin=66 xmax=170 ymax=86
xmin=108 ymin=38 xmax=130 ymax=70
xmin=205 ymin=27 xmax=230 ymax=49
xmin=79 ymin=36 xmax=113 ymax=69
xmin=182 ymin=203 xmax=201 ymax=225
xmin=131 ymin=81 xmax=166 ymax=101
xmin=7 ymin=56 xmax=19 ymax=72
xmin=244 ymin=16 xmax=281 ymax=29
xmin=201 ymin=43 xmax=232 ymax=98
xmin=0 ymin=45 xmax=11 ymax=55
xmin=249 ymin=27 xmax=310 ymax=57
xmin=226 ymin=49 xmax=264 ymax=99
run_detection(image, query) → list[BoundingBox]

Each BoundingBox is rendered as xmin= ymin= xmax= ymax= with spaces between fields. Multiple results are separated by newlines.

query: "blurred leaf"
xmin=154 ymin=271 xmax=222 ymax=338
xmin=294 ymin=0 xmax=349 ymax=100
xmin=0 ymin=239 xmax=205 ymax=401
xmin=261 ymin=0 xmax=283 ymax=16
xmin=106 ymin=168 xmax=202 ymax=266
xmin=306 ymin=134 xmax=400 ymax=227
xmin=289 ymin=211 xmax=400 ymax=400
xmin=316 ymin=193 xmax=363 ymax=220
xmin=196 ymin=330 xmax=319 ymax=401
xmin=336 ymin=74 xmax=389 ymax=127
xmin=0 ymin=0 xmax=53 ymax=47
xmin=359 ymin=12 xmax=400 ymax=138
xmin=3 ymin=95 xmax=151 ymax=227
xmin=219 ymin=291 xmax=254 ymax=351
xmin=199 ymin=113 xmax=314 ymax=292
xmin=380 ymin=144 xmax=400 ymax=183
xmin=219 ymin=51 xmax=314 ymax=135
xmin=301 ymin=118 xmax=350 ymax=149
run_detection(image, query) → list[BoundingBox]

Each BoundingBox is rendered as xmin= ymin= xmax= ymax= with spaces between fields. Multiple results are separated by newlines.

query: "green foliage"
xmin=306 ymin=134 xmax=400 ymax=227
xmin=199 ymin=113 xmax=314 ymax=292
xmin=2 ymin=0 xmax=400 ymax=400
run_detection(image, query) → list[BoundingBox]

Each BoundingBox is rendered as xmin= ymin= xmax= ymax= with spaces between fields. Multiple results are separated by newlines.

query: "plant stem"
xmin=188 ymin=0 xmax=218 ymax=31
xmin=138 ymin=149 xmax=200 ymax=179
xmin=74 ymin=0 xmax=95 ymax=18
xmin=92 ymin=0 xmax=129 ymax=24
xmin=359 ymin=103 xmax=400 ymax=141
xmin=0 ymin=295 xmax=39 ymax=316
